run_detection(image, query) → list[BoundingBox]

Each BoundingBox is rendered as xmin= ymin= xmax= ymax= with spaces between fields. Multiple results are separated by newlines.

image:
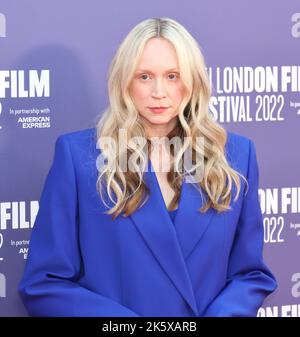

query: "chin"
xmin=146 ymin=115 xmax=173 ymax=124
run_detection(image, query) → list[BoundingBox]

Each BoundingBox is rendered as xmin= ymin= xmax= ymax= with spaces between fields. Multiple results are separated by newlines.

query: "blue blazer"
xmin=19 ymin=128 xmax=277 ymax=317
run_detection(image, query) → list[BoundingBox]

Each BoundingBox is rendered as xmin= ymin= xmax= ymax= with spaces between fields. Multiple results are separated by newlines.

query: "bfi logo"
xmin=0 ymin=13 xmax=6 ymax=38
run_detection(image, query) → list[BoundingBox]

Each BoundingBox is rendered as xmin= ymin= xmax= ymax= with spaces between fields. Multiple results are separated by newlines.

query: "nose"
xmin=151 ymin=78 xmax=166 ymax=98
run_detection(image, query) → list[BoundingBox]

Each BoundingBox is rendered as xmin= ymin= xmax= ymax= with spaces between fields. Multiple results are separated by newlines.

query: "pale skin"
xmin=129 ymin=37 xmax=187 ymax=210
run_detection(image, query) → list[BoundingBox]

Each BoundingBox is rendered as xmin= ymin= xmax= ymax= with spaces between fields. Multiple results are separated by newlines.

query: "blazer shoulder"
xmin=57 ymin=127 xmax=97 ymax=145
xmin=225 ymin=131 xmax=256 ymax=174
xmin=226 ymin=131 xmax=252 ymax=149
xmin=54 ymin=127 xmax=99 ymax=164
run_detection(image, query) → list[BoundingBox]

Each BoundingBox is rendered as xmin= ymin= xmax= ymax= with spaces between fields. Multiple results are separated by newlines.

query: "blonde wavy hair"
xmin=96 ymin=17 xmax=244 ymax=219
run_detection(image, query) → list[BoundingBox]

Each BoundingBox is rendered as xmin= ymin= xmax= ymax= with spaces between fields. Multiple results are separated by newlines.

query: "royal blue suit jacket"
xmin=19 ymin=128 xmax=277 ymax=317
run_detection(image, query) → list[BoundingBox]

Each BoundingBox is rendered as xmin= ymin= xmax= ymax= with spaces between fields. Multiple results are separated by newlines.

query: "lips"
xmin=148 ymin=106 xmax=170 ymax=113
xmin=149 ymin=106 xmax=169 ymax=109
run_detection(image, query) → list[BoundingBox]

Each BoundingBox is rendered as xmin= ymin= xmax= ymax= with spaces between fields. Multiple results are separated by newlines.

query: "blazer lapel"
xmin=174 ymin=177 xmax=216 ymax=260
xmin=129 ymin=159 xmax=199 ymax=316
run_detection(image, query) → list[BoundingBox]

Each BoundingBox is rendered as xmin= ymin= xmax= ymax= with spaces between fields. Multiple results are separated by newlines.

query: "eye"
xmin=139 ymin=74 xmax=151 ymax=81
xmin=168 ymin=73 xmax=179 ymax=80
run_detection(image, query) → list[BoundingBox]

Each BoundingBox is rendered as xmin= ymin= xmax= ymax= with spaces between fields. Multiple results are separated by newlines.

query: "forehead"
xmin=136 ymin=38 xmax=179 ymax=71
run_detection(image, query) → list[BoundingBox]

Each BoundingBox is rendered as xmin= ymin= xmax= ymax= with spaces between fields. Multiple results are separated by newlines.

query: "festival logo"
xmin=0 ymin=70 xmax=51 ymax=130
xmin=208 ymin=66 xmax=300 ymax=123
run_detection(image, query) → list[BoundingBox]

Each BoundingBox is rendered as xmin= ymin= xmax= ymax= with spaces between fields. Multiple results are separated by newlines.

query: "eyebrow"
xmin=135 ymin=68 xmax=180 ymax=73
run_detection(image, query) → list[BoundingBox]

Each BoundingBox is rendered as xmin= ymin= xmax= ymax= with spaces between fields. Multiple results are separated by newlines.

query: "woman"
xmin=19 ymin=17 xmax=277 ymax=317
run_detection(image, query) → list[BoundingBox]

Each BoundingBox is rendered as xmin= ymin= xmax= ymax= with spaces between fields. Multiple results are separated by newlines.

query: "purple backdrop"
xmin=0 ymin=0 xmax=299 ymax=316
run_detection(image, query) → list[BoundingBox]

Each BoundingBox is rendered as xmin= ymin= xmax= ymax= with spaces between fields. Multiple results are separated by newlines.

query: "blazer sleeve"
xmin=18 ymin=135 xmax=139 ymax=317
xmin=202 ymin=139 xmax=277 ymax=317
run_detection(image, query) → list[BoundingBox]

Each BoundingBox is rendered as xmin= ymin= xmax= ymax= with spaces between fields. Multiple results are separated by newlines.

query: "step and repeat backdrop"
xmin=0 ymin=1 xmax=299 ymax=316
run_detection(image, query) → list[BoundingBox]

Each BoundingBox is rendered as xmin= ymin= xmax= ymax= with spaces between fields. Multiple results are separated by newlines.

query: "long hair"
xmin=96 ymin=17 xmax=244 ymax=219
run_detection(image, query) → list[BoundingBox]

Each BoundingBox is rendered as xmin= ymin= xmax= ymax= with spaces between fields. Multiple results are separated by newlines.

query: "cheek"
xmin=130 ymin=83 xmax=149 ymax=103
xmin=171 ymin=84 xmax=186 ymax=103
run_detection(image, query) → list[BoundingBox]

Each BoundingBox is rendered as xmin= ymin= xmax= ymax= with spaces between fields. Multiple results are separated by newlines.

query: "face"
xmin=128 ymin=37 xmax=186 ymax=138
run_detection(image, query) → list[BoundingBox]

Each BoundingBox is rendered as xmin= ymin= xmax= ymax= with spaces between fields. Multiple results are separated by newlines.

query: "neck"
xmin=142 ymin=117 xmax=178 ymax=139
